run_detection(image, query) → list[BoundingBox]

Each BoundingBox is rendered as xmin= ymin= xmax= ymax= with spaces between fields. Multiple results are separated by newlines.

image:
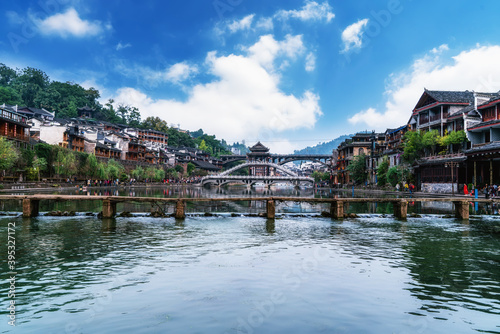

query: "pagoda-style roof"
xmin=249 ymin=141 xmax=269 ymax=153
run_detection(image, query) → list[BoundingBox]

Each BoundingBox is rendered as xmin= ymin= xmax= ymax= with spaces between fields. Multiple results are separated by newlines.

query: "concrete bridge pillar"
xmin=454 ymin=201 xmax=469 ymax=220
xmin=330 ymin=200 xmax=344 ymax=219
xmin=393 ymin=200 xmax=408 ymax=220
xmin=22 ymin=199 xmax=39 ymax=217
xmin=175 ymin=200 xmax=186 ymax=219
xmin=266 ymin=199 xmax=275 ymax=219
xmin=102 ymin=199 xmax=117 ymax=218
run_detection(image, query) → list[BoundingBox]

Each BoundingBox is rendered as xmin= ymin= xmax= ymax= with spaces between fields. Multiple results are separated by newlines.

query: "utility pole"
xmin=446 ymin=161 xmax=458 ymax=195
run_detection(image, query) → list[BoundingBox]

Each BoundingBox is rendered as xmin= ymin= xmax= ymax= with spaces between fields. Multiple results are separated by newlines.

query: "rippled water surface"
xmin=1 ymin=214 xmax=500 ymax=333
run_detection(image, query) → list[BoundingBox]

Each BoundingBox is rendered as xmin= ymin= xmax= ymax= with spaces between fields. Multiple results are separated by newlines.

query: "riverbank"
xmin=0 ymin=181 xmax=202 ymax=193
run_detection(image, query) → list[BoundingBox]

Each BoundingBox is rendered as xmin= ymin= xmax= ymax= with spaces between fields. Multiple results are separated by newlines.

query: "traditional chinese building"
xmin=63 ymin=126 xmax=85 ymax=152
xmin=77 ymin=106 xmax=94 ymax=118
xmin=0 ymin=106 xmax=30 ymax=149
xmin=336 ymin=132 xmax=379 ymax=185
xmin=247 ymin=142 xmax=272 ymax=176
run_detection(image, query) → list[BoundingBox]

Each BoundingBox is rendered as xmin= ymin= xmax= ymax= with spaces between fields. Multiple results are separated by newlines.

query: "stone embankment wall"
xmin=421 ymin=183 xmax=458 ymax=194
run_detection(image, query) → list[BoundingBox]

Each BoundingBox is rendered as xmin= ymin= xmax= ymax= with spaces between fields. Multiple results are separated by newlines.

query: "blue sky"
xmin=2 ymin=0 xmax=500 ymax=153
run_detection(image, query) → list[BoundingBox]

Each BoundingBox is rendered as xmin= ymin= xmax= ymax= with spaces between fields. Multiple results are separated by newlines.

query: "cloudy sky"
xmin=2 ymin=0 xmax=500 ymax=153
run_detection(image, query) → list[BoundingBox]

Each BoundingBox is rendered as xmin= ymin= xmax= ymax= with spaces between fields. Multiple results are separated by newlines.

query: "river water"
xmin=1 ymin=186 xmax=500 ymax=333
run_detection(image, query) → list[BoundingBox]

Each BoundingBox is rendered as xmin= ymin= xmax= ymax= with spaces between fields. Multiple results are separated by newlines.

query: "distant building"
xmin=77 ymin=106 xmax=94 ymax=118
xmin=0 ymin=105 xmax=30 ymax=149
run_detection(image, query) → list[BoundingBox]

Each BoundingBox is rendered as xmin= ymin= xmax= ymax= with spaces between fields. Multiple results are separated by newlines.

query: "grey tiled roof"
xmin=464 ymin=141 xmax=500 ymax=154
xmin=425 ymin=90 xmax=475 ymax=103
xmin=191 ymin=160 xmax=220 ymax=171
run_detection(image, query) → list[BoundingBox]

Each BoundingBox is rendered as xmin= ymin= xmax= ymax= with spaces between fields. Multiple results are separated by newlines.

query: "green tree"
xmin=62 ymin=151 xmax=78 ymax=178
xmin=35 ymin=143 xmax=54 ymax=175
xmin=0 ymin=63 xmax=18 ymax=86
xmin=144 ymin=166 xmax=156 ymax=180
xmin=127 ymin=107 xmax=141 ymax=127
xmin=32 ymin=157 xmax=48 ymax=181
xmin=131 ymin=166 xmax=145 ymax=181
xmin=166 ymin=167 xmax=178 ymax=179
xmin=85 ymin=154 xmax=99 ymax=178
xmin=347 ymin=154 xmax=367 ymax=184
xmin=167 ymin=127 xmax=196 ymax=147
xmin=401 ymin=130 xmax=424 ymax=165
xmin=187 ymin=162 xmax=196 ymax=176
xmin=311 ymin=171 xmax=330 ymax=183
xmin=154 ymin=168 xmax=165 ymax=181
xmin=175 ymin=164 xmax=184 ymax=175
xmin=190 ymin=129 xmax=204 ymax=138
xmin=0 ymin=86 xmax=22 ymax=105
xmin=376 ymin=157 xmax=390 ymax=186
xmin=440 ymin=130 xmax=467 ymax=153
xmin=96 ymin=162 xmax=109 ymax=179
xmin=106 ymin=159 xmax=124 ymax=180
xmin=387 ymin=166 xmax=402 ymax=187
xmin=11 ymin=67 xmax=50 ymax=107
xmin=0 ymin=138 xmax=19 ymax=172
xmin=16 ymin=147 xmax=34 ymax=170
xmin=141 ymin=116 xmax=168 ymax=133
xmin=422 ymin=130 xmax=441 ymax=155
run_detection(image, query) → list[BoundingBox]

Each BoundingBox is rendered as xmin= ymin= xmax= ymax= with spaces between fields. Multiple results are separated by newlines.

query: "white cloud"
xmin=116 ymin=42 xmax=131 ymax=51
xmin=164 ymin=62 xmax=198 ymax=84
xmin=276 ymin=1 xmax=335 ymax=22
xmin=341 ymin=18 xmax=369 ymax=53
xmin=112 ymin=36 xmax=322 ymax=149
xmin=228 ymin=14 xmax=255 ymax=33
xmin=305 ymin=52 xmax=316 ymax=72
xmin=35 ymin=8 xmax=107 ymax=38
xmin=247 ymin=34 xmax=305 ymax=70
xmin=348 ymin=44 xmax=500 ymax=130
xmin=114 ymin=61 xmax=198 ymax=86
xmin=256 ymin=17 xmax=274 ymax=31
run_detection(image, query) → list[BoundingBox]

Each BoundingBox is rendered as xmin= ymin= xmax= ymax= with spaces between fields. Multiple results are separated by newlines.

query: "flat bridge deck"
xmin=0 ymin=195 xmax=493 ymax=220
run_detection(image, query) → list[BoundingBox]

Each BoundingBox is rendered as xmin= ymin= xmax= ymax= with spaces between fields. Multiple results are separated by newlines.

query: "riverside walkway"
xmin=0 ymin=194 xmax=495 ymax=220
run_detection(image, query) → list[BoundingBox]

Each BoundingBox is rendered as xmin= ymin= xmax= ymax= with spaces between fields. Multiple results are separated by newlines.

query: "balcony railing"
xmin=420 ymin=116 xmax=429 ymax=124
xmin=3 ymin=132 xmax=29 ymax=141
xmin=429 ymin=114 xmax=441 ymax=122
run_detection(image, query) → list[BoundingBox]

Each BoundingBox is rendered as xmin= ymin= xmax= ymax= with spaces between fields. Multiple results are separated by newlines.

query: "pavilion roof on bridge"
xmin=249 ymin=141 xmax=269 ymax=153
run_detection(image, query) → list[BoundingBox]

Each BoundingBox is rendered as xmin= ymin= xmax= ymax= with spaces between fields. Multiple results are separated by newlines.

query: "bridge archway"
xmin=277 ymin=157 xmax=330 ymax=167
xmin=220 ymin=161 xmax=298 ymax=177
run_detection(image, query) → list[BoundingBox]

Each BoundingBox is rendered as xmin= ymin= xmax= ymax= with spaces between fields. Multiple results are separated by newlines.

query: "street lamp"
xmin=445 ymin=161 xmax=458 ymax=196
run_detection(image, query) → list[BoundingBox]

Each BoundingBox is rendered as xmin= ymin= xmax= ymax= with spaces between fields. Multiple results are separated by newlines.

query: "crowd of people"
xmin=395 ymin=182 xmax=415 ymax=193
xmin=68 ymin=176 xmax=206 ymax=188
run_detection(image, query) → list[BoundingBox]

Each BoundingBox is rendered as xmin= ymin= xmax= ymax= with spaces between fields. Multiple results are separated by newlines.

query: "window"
xmin=483 ymin=107 xmax=496 ymax=121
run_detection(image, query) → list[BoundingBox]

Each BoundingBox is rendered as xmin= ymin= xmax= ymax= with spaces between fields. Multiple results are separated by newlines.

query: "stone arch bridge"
xmin=201 ymin=161 xmax=314 ymax=187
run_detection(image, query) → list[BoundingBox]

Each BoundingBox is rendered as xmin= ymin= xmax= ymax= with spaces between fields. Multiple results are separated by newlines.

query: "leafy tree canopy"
xmin=0 ymin=137 xmax=19 ymax=171
xmin=347 ymin=153 xmax=367 ymax=184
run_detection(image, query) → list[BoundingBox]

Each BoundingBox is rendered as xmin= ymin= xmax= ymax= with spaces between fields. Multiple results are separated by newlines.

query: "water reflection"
xmin=3 ymin=185 xmax=500 ymax=218
xmin=0 ymin=215 xmax=499 ymax=333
